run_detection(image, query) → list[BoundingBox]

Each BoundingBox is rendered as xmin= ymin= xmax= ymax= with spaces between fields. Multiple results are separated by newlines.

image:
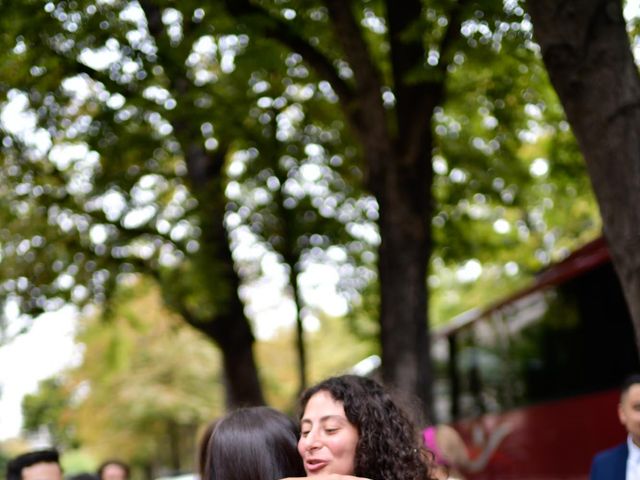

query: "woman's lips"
xmin=304 ymin=458 xmax=329 ymax=473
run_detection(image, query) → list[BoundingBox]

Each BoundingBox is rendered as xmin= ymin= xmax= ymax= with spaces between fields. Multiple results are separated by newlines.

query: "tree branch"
xmin=386 ymin=0 xmax=430 ymax=146
xmin=321 ymin=0 xmax=391 ymax=188
xmin=223 ymin=0 xmax=356 ymax=110
xmin=385 ymin=0 xmax=467 ymax=162
xmin=322 ymin=0 xmax=385 ymax=97
xmin=437 ymin=0 xmax=469 ymax=73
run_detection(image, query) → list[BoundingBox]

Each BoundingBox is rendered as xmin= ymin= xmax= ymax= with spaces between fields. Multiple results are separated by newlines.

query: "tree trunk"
xmin=220 ymin=0 xmax=462 ymax=413
xmin=272 ymin=122 xmax=308 ymax=396
xmin=321 ymin=0 xmax=438 ymax=413
xmin=182 ymin=143 xmax=266 ymax=408
xmin=167 ymin=419 xmax=181 ymax=472
xmin=376 ymin=149 xmax=433 ymax=414
xmin=289 ymin=264 xmax=308 ymax=396
xmin=180 ymin=208 xmax=266 ymax=408
xmin=527 ymin=0 xmax=640 ymax=349
xmin=214 ymin=313 xmax=266 ymax=408
xmin=140 ymin=0 xmax=265 ymax=408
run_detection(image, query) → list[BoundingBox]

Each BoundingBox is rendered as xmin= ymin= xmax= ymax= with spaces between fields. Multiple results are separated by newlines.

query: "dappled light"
xmin=1 ymin=1 xmax=637 ymax=478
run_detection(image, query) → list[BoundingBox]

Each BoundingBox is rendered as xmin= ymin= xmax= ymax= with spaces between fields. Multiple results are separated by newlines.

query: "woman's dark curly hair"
xmin=299 ymin=375 xmax=434 ymax=480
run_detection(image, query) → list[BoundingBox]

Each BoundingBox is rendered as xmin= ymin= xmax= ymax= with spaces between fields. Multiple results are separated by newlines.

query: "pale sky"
xmin=0 ymin=307 xmax=80 ymax=440
xmin=0 ymin=278 xmax=342 ymax=441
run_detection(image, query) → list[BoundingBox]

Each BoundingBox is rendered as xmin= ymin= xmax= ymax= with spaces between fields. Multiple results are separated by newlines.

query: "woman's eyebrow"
xmin=300 ymin=414 xmax=346 ymax=424
xmin=319 ymin=415 xmax=347 ymax=422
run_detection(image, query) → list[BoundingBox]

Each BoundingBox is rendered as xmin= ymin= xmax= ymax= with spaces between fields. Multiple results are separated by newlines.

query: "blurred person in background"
xmin=422 ymin=423 xmax=510 ymax=479
xmin=590 ymin=374 xmax=640 ymax=480
xmin=7 ymin=449 xmax=63 ymax=480
xmin=97 ymin=460 xmax=129 ymax=480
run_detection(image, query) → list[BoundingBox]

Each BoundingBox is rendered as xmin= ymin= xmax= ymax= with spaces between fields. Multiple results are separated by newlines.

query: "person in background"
xmin=7 ymin=449 xmax=63 ymax=480
xmin=295 ymin=374 xmax=435 ymax=480
xmin=590 ymin=374 xmax=640 ymax=480
xmin=422 ymin=423 xmax=510 ymax=479
xmin=97 ymin=460 xmax=129 ymax=480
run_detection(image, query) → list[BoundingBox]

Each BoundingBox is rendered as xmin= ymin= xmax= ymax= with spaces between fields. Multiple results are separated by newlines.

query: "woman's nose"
xmin=302 ymin=431 xmax=320 ymax=450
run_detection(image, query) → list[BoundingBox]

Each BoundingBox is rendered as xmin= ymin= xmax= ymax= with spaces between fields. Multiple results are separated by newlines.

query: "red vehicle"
xmin=432 ymin=237 xmax=639 ymax=479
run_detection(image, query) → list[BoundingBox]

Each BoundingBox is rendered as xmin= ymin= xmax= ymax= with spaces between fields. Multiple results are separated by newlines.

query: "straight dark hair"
xmin=7 ymin=450 xmax=60 ymax=480
xmin=205 ymin=406 xmax=305 ymax=480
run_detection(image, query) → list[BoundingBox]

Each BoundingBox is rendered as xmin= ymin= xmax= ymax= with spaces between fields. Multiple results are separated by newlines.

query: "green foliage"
xmin=60 ymin=450 xmax=99 ymax=476
xmin=0 ymin=0 xmax=608 ymax=415
xmin=426 ymin=2 xmax=602 ymax=323
xmin=257 ymin=311 xmax=375 ymax=411
xmin=0 ymin=0 xmax=374 ymax=335
xmin=22 ymin=377 xmax=79 ymax=449
xmin=23 ymin=276 xmax=224 ymax=475
xmin=0 ymin=449 xmax=10 ymax=480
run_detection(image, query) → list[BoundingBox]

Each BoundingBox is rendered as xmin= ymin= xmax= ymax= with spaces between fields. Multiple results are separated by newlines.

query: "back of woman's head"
xmin=197 ymin=419 xmax=218 ymax=479
xmin=205 ymin=406 xmax=305 ymax=480
xmin=300 ymin=375 xmax=433 ymax=480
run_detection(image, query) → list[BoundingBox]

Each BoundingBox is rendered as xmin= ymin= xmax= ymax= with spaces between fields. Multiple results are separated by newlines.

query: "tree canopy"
xmin=22 ymin=277 xmax=223 ymax=475
xmin=0 ymin=0 xmax=610 ymax=417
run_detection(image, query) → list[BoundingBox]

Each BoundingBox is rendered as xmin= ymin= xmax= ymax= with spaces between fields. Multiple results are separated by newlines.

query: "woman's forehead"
xmin=303 ymin=390 xmax=347 ymax=417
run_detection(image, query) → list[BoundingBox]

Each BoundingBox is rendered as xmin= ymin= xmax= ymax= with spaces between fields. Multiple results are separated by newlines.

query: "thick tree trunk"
xmin=214 ymin=311 xmax=266 ymax=408
xmin=323 ymin=0 xmax=442 ymax=413
xmin=140 ymin=0 xmax=265 ymax=408
xmin=376 ymin=149 xmax=433 ymax=414
xmin=181 ymin=205 xmax=266 ymax=408
xmin=221 ymin=0 xmax=454 ymax=412
xmin=183 ymin=143 xmax=266 ymax=408
xmin=528 ymin=0 xmax=640 ymax=348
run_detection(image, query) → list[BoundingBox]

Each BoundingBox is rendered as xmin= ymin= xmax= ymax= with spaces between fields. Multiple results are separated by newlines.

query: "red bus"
xmin=432 ymin=236 xmax=640 ymax=479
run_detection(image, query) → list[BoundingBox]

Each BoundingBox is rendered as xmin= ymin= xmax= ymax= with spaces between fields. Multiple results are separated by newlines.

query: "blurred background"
xmin=1 ymin=0 xmax=639 ymax=479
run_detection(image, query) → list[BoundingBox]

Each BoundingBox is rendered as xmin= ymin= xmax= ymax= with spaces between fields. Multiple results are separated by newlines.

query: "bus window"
xmin=432 ymin=238 xmax=640 ymax=478
xmin=507 ymin=287 xmax=582 ymax=405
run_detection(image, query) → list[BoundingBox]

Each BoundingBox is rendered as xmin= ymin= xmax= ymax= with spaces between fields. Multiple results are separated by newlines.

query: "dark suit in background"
xmin=590 ymin=442 xmax=628 ymax=480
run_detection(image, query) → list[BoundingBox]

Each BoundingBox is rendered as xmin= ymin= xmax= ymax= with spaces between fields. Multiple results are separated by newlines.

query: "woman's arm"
xmin=438 ymin=424 xmax=511 ymax=473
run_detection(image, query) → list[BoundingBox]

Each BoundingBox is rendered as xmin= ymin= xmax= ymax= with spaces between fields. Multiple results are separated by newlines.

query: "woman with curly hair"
xmin=297 ymin=375 xmax=437 ymax=480
xmin=204 ymin=406 xmax=369 ymax=480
